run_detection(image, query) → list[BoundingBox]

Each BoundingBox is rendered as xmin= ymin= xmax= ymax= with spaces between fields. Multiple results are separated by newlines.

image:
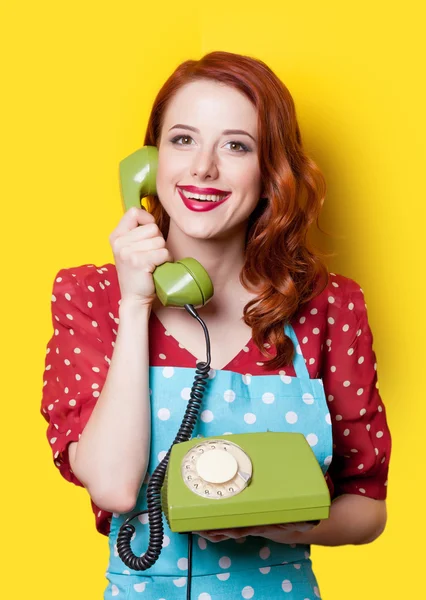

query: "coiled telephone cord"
xmin=116 ymin=303 xmax=211 ymax=600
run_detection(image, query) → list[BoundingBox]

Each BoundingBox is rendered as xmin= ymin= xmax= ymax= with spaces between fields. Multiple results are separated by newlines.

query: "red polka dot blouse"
xmin=40 ymin=263 xmax=391 ymax=536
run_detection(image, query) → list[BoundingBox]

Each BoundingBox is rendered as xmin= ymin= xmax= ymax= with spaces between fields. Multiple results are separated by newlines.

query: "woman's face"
xmin=156 ymin=79 xmax=263 ymax=240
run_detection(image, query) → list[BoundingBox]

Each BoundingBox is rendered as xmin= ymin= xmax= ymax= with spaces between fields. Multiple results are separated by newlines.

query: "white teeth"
xmin=181 ymin=190 xmax=228 ymax=202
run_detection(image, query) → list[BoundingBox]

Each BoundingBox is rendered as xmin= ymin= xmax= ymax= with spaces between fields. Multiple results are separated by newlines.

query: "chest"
xmin=151 ymin=306 xmax=255 ymax=371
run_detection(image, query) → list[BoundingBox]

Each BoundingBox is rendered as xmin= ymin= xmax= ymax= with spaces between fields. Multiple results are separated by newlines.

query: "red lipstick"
xmin=178 ymin=185 xmax=230 ymax=195
xmin=178 ymin=188 xmax=231 ymax=212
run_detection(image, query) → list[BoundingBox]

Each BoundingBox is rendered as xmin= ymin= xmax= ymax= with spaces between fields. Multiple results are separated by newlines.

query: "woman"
xmin=41 ymin=51 xmax=391 ymax=599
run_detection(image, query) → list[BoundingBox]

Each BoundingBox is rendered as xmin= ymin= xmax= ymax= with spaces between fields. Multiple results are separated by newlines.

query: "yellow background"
xmin=1 ymin=0 xmax=425 ymax=597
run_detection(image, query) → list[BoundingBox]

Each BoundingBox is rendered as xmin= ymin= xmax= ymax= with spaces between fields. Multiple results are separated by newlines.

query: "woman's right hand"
xmin=109 ymin=206 xmax=174 ymax=307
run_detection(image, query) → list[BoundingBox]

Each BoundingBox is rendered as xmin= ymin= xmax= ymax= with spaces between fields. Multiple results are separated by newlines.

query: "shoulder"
xmin=52 ymin=262 xmax=120 ymax=308
xmin=308 ymin=272 xmax=366 ymax=312
xmin=296 ymin=272 xmax=368 ymax=327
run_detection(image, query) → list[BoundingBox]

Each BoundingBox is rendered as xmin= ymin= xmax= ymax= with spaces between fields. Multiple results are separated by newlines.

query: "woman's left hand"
xmin=194 ymin=522 xmax=318 ymax=544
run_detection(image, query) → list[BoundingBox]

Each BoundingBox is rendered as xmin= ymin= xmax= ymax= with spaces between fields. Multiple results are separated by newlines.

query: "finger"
xmin=276 ymin=522 xmax=315 ymax=532
xmin=111 ymin=207 xmax=156 ymax=241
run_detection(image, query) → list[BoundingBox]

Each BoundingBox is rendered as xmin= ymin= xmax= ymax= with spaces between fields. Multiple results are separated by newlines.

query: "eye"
xmin=225 ymin=141 xmax=250 ymax=153
xmin=171 ymin=135 xmax=194 ymax=146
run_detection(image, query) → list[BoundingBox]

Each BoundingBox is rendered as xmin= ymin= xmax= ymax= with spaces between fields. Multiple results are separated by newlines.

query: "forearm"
xmin=72 ymin=298 xmax=152 ymax=512
xmin=289 ymin=494 xmax=387 ymax=547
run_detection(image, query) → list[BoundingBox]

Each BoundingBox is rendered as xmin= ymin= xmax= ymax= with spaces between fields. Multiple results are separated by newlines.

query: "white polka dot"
xmin=327 ymin=317 xmax=335 ymax=325
xmin=281 ymin=375 xmax=292 ymax=384
xmin=133 ymin=582 xmax=146 ymax=592
xmin=259 ymin=566 xmax=271 ymax=574
xmin=330 ymin=365 xmax=336 ymax=372
xmin=310 ymin=308 xmax=318 ymax=315
xmin=197 ymin=537 xmax=208 ymax=550
xmin=262 ymin=392 xmax=275 ymax=404
xmin=347 ymin=348 xmax=354 ymax=356
xmin=376 ymin=431 xmax=384 ymax=438
xmin=314 ymin=586 xmax=321 ymax=597
xmin=157 ymin=450 xmax=167 ymax=462
xmin=282 ymin=580 xmax=293 ymax=592
xmin=159 ymin=353 xmax=166 ymax=360
xmin=242 ymin=374 xmax=252 ymax=385
xmin=348 ymin=302 xmax=354 ymax=310
xmin=162 ymin=535 xmax=170 ymax=547
xmin=357 ymin=388 xmax=364 ymax=395
xmin=181 ymin=387 xmax=191 ymax=400
xmin=358 ymin=463 xmax=364 ymax=470
xmin=324 ymin=455 xmax=332 ymax=466
xmin=219 ymin=556 xmax=231 ymax=569
xmin=343 ymin=429 xmax=350 ymax=436
xmin=343 ymin=380 xmax=350 ymax=387
xmin=162 ymin=367 xmax=174 ymax=378
xmin=138 ymin=513 xmax=149 ymax=525
xmin=242 ymin=587 xmax=254 ymax=599
xmin=177 ymin=557 xmax=188 ymax=570
xmin=342 ymin=324 xmax=350 ymax=332
xmin=313 ymin=328 xmax=320 ymax=335
xmin=335 ymin=414 xmax=342 ymax=421
xmin=358 ymin=356 xmax=364 ymax=364
xmin=216 ymin=573 xmax=230 ymax=581
xmin=299 ymin=316 xmax=306 ymax=323
xmin=158 ymin=408 xmax=171 ymax=420
xmin=285 ymin=411 xmax=298 ymax=424
xmin=259 ymin=546 xmax=270 ymax=559
xmin=302 ymin=393 xmax=314 ymax=405
xmin=173 ymin=578 xmax=187 ymax=587
xmin=223 ymin=389 xmax=236 ymax=403
xmin=74 ymin=347 xmax=81 ymax=354
xmin=111 ymin=584 xmax=119 ymax=596
xmin=325 ymin=413 xmax=331 ymax=425
xmin=244 ymin=413 xmax=256 ymax=424
xmin=201 ymin=410 xmax=214 ymax=423
xmin=328 ymin=296 xmax=335 ymax=304
xmin=359 ymin=488 xmax=366 ymax=494
xmin=360 ymin=408 xmax=366 ymax=416
xmin=302 ymin=336 xmax=308 ymax=344
xmin=69 ymin=399 xmax=76 ymax=407
xmin=328 ymin=394 xmax=334 ymax=401
xmin=306 ymin=433 xmax=318 ymax=447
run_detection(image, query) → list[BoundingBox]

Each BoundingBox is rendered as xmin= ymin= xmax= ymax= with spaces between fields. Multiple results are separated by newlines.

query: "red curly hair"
xmin=143 ymin=50 xmax=329 ymax=370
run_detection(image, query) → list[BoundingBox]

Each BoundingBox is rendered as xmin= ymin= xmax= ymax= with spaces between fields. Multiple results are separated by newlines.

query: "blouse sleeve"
xmin=322 ymin=275 xmax=391 ymax=500
xmin=40 ymin=267 xmax=109 ymax=487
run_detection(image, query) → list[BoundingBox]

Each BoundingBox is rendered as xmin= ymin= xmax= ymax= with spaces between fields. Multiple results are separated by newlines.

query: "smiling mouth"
xmin=179 ymin=189 xmax=230 ymax=203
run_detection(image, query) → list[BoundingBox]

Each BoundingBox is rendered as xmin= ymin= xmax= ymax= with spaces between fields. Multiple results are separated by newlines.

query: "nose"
xmin=190 ymin=149 xmax=219 ymax=180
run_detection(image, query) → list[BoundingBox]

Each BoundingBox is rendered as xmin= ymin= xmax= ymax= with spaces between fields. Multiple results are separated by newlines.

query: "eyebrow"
xmin=168 ymin=124 xmax=257 ymax=143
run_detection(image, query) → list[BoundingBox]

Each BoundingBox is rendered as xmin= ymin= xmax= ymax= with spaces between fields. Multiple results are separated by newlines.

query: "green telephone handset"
xmin=119 ymin=145 xmax=214 ymax=308
xmin=116 ymin=147 xmax=330 ymax=577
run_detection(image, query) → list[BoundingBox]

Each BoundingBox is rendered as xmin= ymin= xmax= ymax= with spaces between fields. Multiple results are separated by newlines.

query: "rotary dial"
xmin=181 ymin=439 xmax=252 ymax=499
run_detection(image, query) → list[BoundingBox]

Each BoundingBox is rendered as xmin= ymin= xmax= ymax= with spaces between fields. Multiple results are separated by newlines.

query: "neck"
xmin=163 ymin=220 xmax=253 ymax=316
